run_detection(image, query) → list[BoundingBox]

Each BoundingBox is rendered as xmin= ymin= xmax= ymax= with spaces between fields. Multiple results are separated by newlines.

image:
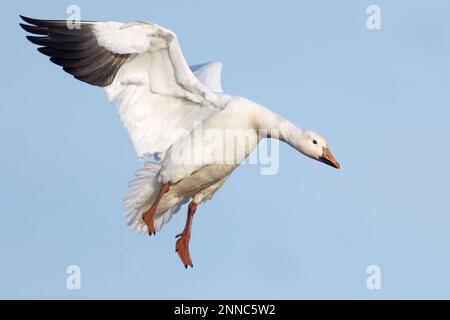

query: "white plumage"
xmin=21 ymin=16 xmax=340 ymax=267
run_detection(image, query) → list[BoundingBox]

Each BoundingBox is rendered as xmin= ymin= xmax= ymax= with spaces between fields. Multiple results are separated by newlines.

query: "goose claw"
xmin=143 ymin=211 xmax=156 ymax=236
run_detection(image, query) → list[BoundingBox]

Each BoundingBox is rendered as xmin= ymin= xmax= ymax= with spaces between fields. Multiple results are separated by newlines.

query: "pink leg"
xmin=175 ymin=201 xmax=198 ymax=269
xmin=143 ymin=182 xmax=170 ymax=236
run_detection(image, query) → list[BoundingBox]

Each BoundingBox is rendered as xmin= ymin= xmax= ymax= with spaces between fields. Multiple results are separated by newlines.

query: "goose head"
xmin=299 ymin=130 xmax=340 ymax=169
xmin=248 ymin=102 xmax=341 ymax=169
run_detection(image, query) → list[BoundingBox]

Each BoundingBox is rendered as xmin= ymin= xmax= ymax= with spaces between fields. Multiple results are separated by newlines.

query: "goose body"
xmin=126 ymin=97 xmax=267 ymax=232
xmin=20 ymin=16 xmax=340 ymax=268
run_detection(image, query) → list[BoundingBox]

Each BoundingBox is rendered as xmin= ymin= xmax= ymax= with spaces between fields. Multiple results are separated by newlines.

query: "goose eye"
xmin=313 ymin=140 xmax=318 ymax=145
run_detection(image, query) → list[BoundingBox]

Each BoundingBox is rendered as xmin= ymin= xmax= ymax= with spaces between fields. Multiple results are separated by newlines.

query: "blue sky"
xmin=1 ymin=0 xmax=450 ymax=299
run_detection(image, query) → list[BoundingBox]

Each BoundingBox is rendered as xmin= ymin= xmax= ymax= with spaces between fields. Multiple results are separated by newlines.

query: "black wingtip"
xmin=37 ymin=47 xmax=53 ymax=57
xmin=19 ymin=22 xmax=29 ymax=32
xmin=20 ymin=15 xmax=52 ymax=26
xmin=20 ymin=23 xmax=48 ymax=35
xmin=19 ymin=15 xmax=68 ymax=28
xmin=26 ymin=35 xmax=46 ymax=46
xmin=20 ymin=15 xmax=37 ymax=25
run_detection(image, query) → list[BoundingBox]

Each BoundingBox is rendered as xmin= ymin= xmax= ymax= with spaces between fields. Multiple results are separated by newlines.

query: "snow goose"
xmin=20 ymin=16 xmax=340 ymax=268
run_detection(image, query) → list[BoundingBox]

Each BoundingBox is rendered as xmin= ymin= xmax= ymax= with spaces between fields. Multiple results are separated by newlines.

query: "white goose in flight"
xmin=20 ymin=15 xmax=340 ymax=268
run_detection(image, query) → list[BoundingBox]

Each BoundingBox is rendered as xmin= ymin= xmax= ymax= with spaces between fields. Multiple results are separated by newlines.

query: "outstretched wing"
xmin=20 ymin=16 xmax=227 ymax=159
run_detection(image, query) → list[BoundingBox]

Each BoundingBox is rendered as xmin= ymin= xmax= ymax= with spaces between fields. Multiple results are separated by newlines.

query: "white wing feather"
xmin=190 ymin=62 xmax=224 ymax=93
xmin=94 ymin=21 xmax=226 ymax=159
